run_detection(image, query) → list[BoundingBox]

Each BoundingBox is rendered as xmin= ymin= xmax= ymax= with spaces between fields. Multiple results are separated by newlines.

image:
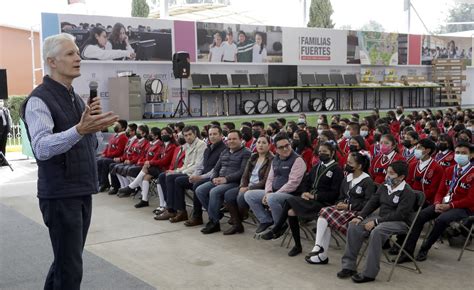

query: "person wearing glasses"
xmin=245 ymin=133 xmax=306 ymax=235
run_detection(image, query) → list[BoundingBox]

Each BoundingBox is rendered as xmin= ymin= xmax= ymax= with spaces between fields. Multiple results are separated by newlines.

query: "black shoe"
xmin=393 ymin=253 xmax=412 ymax=264
xmin=415 ymin=249 xmax=429 ymax=261
xmin=134 ymin=200 xmax=149 ymax=208
xmin=288 ymin=245 xmax=302 ymax=257
xmin=388 ymin=245 xmax=399 ymax=255
xmin=337 ymin=269 xmax=357 ymax=279
xmin=305 ymin=255 xmax=329 ymax=265
xmin=351 ymin=273 xmax=375 ymax=283
xmin=99 ymin=185 xmax=110 ymax=192
xmin=108 ymin=188 xmax=118 ymax=195
xmin=255 ymin=222 xmax=273 ymax=234
xmin=260 ymin=223 xmax=288 ymax=240
xmin=201 ymin=221 xmax=221 ymax=234
xmin=118 ymin=186 xmax=135 ymax=195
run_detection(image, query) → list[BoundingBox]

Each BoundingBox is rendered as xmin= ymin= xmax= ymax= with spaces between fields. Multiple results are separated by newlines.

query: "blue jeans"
xmin=223 ymin=187 xmax=249 ymax=210
xmin=245 ymin=190 xmax=293 ymax=224
xmin=195 ymin=181 xmax=239 ymax=222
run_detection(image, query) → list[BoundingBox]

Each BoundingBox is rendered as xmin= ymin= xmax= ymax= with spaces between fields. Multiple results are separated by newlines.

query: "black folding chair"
xmin=357 ymin=190 xmax=425 ymax=282
xmin=456 ymin=215 xmax=474 ymax=261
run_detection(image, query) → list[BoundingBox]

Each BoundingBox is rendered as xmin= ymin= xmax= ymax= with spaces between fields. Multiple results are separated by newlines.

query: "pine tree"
xmin=131 ymin=0 xmax=150 ymax=18
xmin=307 ymin=0 xmax=335 ymax=28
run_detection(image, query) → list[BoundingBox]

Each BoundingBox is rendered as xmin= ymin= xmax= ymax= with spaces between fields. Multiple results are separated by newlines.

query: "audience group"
xmin=96 ymin=106 xmax=474 ymax=283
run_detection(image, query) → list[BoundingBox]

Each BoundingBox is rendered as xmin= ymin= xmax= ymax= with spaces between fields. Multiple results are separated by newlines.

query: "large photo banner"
xmin=59 ymin=14 xmax=173 ymax=61
xmin=196 ymin=22 xmax=283 ymax=63
xmin=422 ymin=35 xmax=472 ymax=66
xmin=283 ymin=27 xmax=347 ymax=65
xmin=353 ymin=31 xmax=400 ymax=65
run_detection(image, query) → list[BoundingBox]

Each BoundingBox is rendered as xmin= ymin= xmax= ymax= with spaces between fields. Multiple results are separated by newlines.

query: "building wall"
xmin=0 ymin=26 xmax=42 ymax=96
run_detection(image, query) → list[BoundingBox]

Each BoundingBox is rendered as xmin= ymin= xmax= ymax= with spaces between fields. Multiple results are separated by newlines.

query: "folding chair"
xmin=357 ymin=190 xmax=425 ymax=282
xmin=457 ymin=215 xmax=474 ymax=261
xmin=279 ymin=218 xmax=316 ymax=248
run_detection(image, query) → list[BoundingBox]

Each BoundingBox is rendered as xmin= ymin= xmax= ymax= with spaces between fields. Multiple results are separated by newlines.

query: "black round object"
xmin=145 ymin=79 xmax=163 ymax=94
xmin=288 ymin=99 xmax=301 ymax=112
xmin=273 ymin=99 xmax=288 ymax=113
xmin=308 ymin=98 xmax=323 ymax=111
xmin=256 ymin=100 xmax=270 ymax=114
xmin=241 ymin=100 xmax=256 ymax=115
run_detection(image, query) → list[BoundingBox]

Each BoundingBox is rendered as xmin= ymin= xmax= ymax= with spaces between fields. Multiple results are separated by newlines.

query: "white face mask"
xmin=360 ymin=130 xmax=369 ymax=137
xmin=317 ymin=129 xmax=323 ymax=135
xmin=343 ymin=130 xmax=351 ymax=139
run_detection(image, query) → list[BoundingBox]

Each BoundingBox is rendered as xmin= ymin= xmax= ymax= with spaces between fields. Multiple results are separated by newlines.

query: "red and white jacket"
xmin=435 ymin=164 xmax=474 ymax=211
xmin=102 ymin=132 xmax=128 ymax=158
xmin=435 ymin=150 xmax=456 ymax=169
xmin=407 ymin=158 xmax=446 ymax=204
xmin=369 ymin=150 xmax=405 ymax=184
xmin=137 ymin=139 xmax=164 ymax=167
xmin=149 ymin=142 xmax=178 ymax=171
xmin=126 ymin=138 xmax=150 ymax=164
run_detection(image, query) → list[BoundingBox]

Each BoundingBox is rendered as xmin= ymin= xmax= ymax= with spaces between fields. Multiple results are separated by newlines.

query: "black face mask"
xmin=403 ymin=140 xmax=413 ymax=148
xmin=349 ymin=145 xmax=359 ymax=152
xmin=437 ymin=143 xmax=448 ymax=152
xmin=374 ymin=133 xmax=381 ymax=142
xmin=161 ymin=135 xmax=171 ymax=142
xmin=242 ymin=133 xmax=252 ymax=142
xmin=292 ymin=140 xmax=300 ymax=149
xmin=201 ymin=131 xmax=208 ymax=138
xmin=458 ymin=137 xmax=470 ymax=143
xmin=136 ymin=133 xmax=142 ymax=139
xmin=125 ymin=131 xmax=131 ymax=138
xmin=345 ymin=164 xmax=355 ymax=173
xmin=444 ymin=121 xmax=450 ymax=128
xmin=147 ymin=135 xmax=154 ymax=142
xmin=178 ymin=137 xmax=186 ymax=145
xmin=252 ymin=130 xmax=261 ymax=139
xmin=114 ymin=126 xmax=120 ymax=133
xmin=266 ymin=129 xmax=273 ymax=136
xmin=396 ymin=110 xmax=403 ymax=115
xmin=424 ymin=128 xmax=430 ymax=134
xmin=319 ymin=153 xmax=331 ymax=163
xmin=222 ymin=130 xmax=229 ymax=137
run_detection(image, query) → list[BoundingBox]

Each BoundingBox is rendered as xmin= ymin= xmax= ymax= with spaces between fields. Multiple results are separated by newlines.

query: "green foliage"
xmin=131 ymin=0 xmax=150 ymax=18
xmin=6 ymin=95 xmax=27 ymax=125
xmin=307 ymin=0 xmax=335 ymax=28
xmin=360 ymin=20 xmax=385 ymax=32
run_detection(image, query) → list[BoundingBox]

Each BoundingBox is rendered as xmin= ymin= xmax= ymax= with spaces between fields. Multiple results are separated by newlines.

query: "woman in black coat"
xmin=261 ymin=141 xmax=344 ymax=257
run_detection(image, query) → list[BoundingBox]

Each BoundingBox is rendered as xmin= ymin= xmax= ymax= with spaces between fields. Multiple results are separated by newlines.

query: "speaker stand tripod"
xmin=0 ymin=151 xmax=13 ymax=171
xmin=173 ymin=78 xmax=192 ymax=118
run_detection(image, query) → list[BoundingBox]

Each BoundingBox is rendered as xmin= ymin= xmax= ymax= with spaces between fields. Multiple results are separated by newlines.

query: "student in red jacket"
xmin=369 ymin=134 xmax=405 ymax=184
xmin=97 ymin=120 xmax=128 ymax=192
xmin=292 ymin=129 xmax=313 ymax=172
xmin=115 ymin=125 xmax=150 ymax=195
xmin=435 ymin=134 xmax=456 ymax=169
xmin=406 ymin=139 xmax=446 ymax=205
xmin=368 ymin=124 xmax=391 ymax=158
xmin=119 ymin=127 xmax=178 ymax=208
xmin=401 ymin=130 xmax=419 ymax=167
xmin=398 ymin=141 xmax=474 ymax=263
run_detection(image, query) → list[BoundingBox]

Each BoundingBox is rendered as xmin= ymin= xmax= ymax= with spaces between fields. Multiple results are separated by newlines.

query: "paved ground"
xmin=1 ymin=153 xmax=473 ymax=289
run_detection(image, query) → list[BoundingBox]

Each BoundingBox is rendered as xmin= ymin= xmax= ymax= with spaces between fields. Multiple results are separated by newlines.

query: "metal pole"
xmin=160 ymin=0 xmax=169 ymax=19
xmin=30 ymin=27 xmax=36 ymax=90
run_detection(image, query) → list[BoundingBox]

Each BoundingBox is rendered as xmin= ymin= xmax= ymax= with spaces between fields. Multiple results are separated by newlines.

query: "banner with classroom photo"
xmin=195 ymin=22 xmax=283 ymax=63
xmin=421 ymin=35 xmax=472 ymax=66
xmin=58 ymin=14 xmax=173 ymax=61
xmin=282 ymin=27 xmax=347 ymax=65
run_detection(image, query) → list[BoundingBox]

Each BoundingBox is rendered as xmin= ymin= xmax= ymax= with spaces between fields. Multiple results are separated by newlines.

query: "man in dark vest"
xmin=245 ymin=133 xmax=306 ymax=234
xmin=21 ymin=33 xmax=118 ymax=290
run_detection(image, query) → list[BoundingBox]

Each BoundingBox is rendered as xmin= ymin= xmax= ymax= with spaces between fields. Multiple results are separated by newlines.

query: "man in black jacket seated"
xmin=195 ymin=130 xmax=251 ymax=234
xmin=338 ymin=160 xmax=416 ymax=283
xmin=162 ymin=126 xmax=227 ymax=225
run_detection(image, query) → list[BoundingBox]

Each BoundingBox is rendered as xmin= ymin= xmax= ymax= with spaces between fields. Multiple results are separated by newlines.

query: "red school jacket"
xmin=369 ymin=151 xmax=405 ymax=184
xmin=435 ymin=150 xmax=456 ymax=169
xmin=168 ymin=146 xmax=186 ymax=171
xmin=120 ymin=137 xmax=139 ymax=162
xmin=407 ymin=158 xmax=446 ymax=204
xmin=435 ymin=164 xmax=474 ymax=211
xmin=127 ymin=138 xmax=150 ymax=164
xmin=102 ymin=133 xmax=128 ymax=158
xmin=149 ymin=142 xmax=177 ymax=171
xmin=136 ymin=140 xmax=163 ymax=167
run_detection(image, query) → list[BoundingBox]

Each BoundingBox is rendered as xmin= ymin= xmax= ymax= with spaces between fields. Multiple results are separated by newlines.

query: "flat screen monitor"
xmin=249 ymin=74 xmax=267 ymax=86
xmin=315 ymin=74 xmax=331 ymax=85
xmin=330 ymin=74 xmax=344 ymax=85
xmin=268 ymin=65 xmax=297 ymax=87
xmin=231 ymin=74 xmax=249 ymax=86
xmin=191 ymin=74 xmax=211 ymax=87
xmin=300 ymin=74 xmax=316 ymax=85
xmin=344 ymin=74 xmax=358 ymax=85
xmin=210 ymin=74 xmax=229 ymax=86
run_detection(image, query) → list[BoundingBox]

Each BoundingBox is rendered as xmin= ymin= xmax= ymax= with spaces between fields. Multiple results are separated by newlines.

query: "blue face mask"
xmin=414 ymin=149 xmax=424 ymax=160
xmin=360 ymin=130 xmax=369 ymax=138
xmin=454 ymin=154 xmax=470 ymax=166
xmin=385 ymin=175 xmax=399 ymax=187
xmin=343 ymin=130 xmax=351 ymax=139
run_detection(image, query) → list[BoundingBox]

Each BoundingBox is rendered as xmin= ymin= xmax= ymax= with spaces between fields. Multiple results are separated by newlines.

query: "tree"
xmin=307 ymin=0 xmax=335 ymax=28
xmin=131 ymin=0 xmax=150 ymax=18
xmin=360 ymin=20 xmax=385 ymax=32
xmin=437 ymin=3 xmax=474 ymax=33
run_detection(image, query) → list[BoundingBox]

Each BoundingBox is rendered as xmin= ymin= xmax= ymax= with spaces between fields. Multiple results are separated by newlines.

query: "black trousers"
xmin=39 ymin=195 xmax=92 ymax=290
xmin=0 ymin=123 xmax=8 ymax=165
xmin=174 ymin=176 xmax=208 ymax=213
xmin=404 ymin=204 xmax=470 ymax=254
xmin=96 ymin=157 xmax=114 ymax=187
xmin=109 ymin=162 xmax=121 ymax=189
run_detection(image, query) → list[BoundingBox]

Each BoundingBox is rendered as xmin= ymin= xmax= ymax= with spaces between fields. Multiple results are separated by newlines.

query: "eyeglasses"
xmin=277 ymin=143 xmax=291 ymax=150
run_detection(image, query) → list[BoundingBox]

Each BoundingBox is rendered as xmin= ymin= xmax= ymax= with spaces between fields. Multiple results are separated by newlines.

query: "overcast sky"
xmin=0 ymin=0 xmax=461 ymax=34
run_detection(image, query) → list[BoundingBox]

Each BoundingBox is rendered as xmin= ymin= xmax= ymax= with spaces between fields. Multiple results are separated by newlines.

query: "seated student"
xmin=195 ymin=130 xmax=251 ymax=234
xmin=245 ymin=133 xmax=306 ymax=234
xmin=343 ymin=122 xmax=362 ymax=153
xmin=402 ymin=130 xmax=419 ymax=166
xmin=369 ymin=124 xmax=390 ymax=158
xmin=398 ymin=141 xmax=474 ymax=263
xmin=108 ymin=124 xmax=137 ymax=195
xmin=97 ymin=120 xmax=128 ymax=192
xmin=222 ymin=135 xmax=274 ymax=235
xmin=261 ymin=142 xmax=343 ymax=257
xmin=154 ymin=126 xmax=206 ymax=221
xmin=292 ymin=129 xmax=313 ymax=172
xmin=172 ymin=126 xmax=227 ymax=226
xmin=119 ymin=127 xmax=177 ymax=208
xmin=407 ymin=138 xmax=446 ymax=205
xmin=338 ymin=161 xmax=416 ymax=283
xmin=306 ymin=152 xmax=375 ymax=264
xmin=435 ymin=133 xmax=456 ymax=169
xmin=241 ymin=126 xmax=254 ymax=150
xmin=369 ymin=134 xmax=405 ymax=185
xmin=115 ymin=125 xmax=150 ymax=197
xmin=314 ymin=130 xmax=345 ymax=168
xmin=348 ymin=135 xmax=369 ymax=156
